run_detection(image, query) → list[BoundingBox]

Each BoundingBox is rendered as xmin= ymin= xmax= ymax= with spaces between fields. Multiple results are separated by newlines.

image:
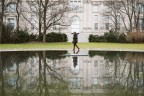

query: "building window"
xmin=105 ymin=15 xmax=109 ymax=21
xmin=69 ymin=0 xmax=82 ymax=10
xmin=30 ymin=15 xmax=35 ymax=22
xmin=94 ymin=69 xmax=98 ymax=75
xmin=30 ymin=15 xmax=35 ymax=30
xmin=94 ymin=60 xmax=98 ymax=67
xmin=104 ymin=5 xmax=110 ymax=12
xmin=31 ymin=23 xmax=35 ymax=30
xmin=94 ymin=23 xmax=98 ymax=30
xmin=69 ymin=78 xmax=81 ymax=89
xmin=105 ymin=69 xmax=109 ymax=75
xmin=117 ymin=23 xmax=120 ymax=30
xmin=29 ymin=1 xmax=37 ymax=12
xmin=94 ymin=15 xmax=98 ymax=30
xmin=7 ymin=64 xmax=16 ymax=72
xmin=6 ymin=3 xmax=16 ymax=12
xmin=93 ymin=5 xmax=98 ymax=12
xmin=139 ymin=18 xmax=144 ymax=30
xmin=93 ymin=78 xmax=98 ymax=85
xmin=105 ymin=23 xmax=109 ymax=30
xmin=137 ymin=3 xmax=144 ymax=12
xmin=7 ymin=77 xmax=16 ymax=87
xmin=7 ymin=18 xmax=15 ymax=29
xmin=116 ymin=15 xmax=120 ymax=23
xmin=94 ymin=15 xmax=98 ymax=22
xmin=71 ymin=16 xmax=80 ymax=33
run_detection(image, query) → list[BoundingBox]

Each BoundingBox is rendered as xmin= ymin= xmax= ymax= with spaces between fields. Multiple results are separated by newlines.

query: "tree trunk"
xmin=0 ymin=53 xmax=5 ymax=96
xmin=16 ymin=0 xmax=20 ymax=32
xmin=42 ymin=33 xmax=46 ymax=42
xmin=38 ymin=52 xmax=42 ymax=95
xmin=0 ymin=0 xmax=5 ymax=43
xmin=38 ymin=0 xmax=42 ymax=41
xmin=42 ymin=0 xmax=48 ymax=43
xmin=42 ymin=51 xmax=49 ymax=96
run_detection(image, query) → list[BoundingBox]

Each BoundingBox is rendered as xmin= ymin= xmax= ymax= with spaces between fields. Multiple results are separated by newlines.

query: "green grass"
xmin=0 ymin=42 xmax=144 ymax=51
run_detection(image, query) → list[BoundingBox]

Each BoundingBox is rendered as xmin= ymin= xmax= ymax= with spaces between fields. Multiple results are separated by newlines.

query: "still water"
xmin=0 ymin=50 xmax=144 ymax=96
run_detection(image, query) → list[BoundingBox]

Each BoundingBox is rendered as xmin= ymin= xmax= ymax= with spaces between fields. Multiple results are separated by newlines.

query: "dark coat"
xmin=72 ymin=33 xmax=78 ymax=43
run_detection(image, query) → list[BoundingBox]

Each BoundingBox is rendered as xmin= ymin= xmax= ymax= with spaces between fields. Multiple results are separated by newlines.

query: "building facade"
xmin=2 ymin=0 xmax=144 ymax=42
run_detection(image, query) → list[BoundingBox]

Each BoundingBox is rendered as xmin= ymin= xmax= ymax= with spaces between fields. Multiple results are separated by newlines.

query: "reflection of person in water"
xmin=73 ymin=57 xmax=77 ymax=68
xmin=73 ymin=48 xmax=80 ymax=54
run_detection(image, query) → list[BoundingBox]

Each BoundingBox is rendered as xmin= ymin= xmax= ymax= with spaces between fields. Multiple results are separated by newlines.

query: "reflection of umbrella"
xmin=73 ymin=57 xmax=77 ymax=68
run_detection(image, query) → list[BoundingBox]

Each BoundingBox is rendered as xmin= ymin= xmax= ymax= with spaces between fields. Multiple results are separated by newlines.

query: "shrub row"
xmin=1 ymin=25 xmax=68 ymax=43
xmin=89 ymin=31 xmax=127 ymax=43
xmin=2 ymin=25 xmax=37 ymax=43
xmin=89 ymin=31 xmax=144 ymax=43
xmin=46 ymin=32 xmax=67 ymax=42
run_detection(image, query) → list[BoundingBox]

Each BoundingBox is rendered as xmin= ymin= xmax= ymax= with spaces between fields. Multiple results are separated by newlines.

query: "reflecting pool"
xmin=0 ymin=50 xmax=144 ymax=96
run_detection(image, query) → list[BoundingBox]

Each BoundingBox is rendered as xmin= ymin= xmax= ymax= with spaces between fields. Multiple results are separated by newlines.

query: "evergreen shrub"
xmin=89 ymin=31 xmax=127 ymax=43
xmin=11 ymin=30 xmax=29 ymax=43
xmin=118 ymin=33 xmax=127 ymax=43
xmin=46 ymin=32 xmax=67 ymax=42
xmin=104 ymin=31 xmax=118 ymax=42
xmin=1 ymin=24 xmax=13 ymax=43
xmin=89 ymin=34 xmax=105 ymax=42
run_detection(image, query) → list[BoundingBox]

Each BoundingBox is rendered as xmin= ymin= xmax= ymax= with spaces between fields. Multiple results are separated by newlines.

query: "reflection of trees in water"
xmin=114 ymin=52 xmax=144 ymax=96
xmin=0 ymin=51 xmax=70 ymax=96
xmin=89 ymin=51 xmax=127 ymax=62
xmin=89 ymin=51 xmax=144 ymax=96
xmin=0 ymin=51 xmax=36 ymax=96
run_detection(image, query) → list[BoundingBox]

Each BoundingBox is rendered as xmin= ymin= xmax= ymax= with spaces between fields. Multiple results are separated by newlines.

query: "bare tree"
xmin=23 ymin=0 xmax=70 ymax=42
xmin=40 ymin=0 xmax=70 ymax=42
xmin=107 ymin=0 xmax=144 ymax=33
xmin=105 ymin=0 xmax=122 ymax=33
xmin=16 ymin=0 xmax=22 ymax=31
xmin=120 ymin=0 xmax=144 ymax=32
xmin=0 ymin=0 xmax=6 ymax=43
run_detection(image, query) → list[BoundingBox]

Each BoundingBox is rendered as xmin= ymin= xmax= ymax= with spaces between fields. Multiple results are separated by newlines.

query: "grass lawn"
xmin=0 ymin=42 xmax=144 ymax=51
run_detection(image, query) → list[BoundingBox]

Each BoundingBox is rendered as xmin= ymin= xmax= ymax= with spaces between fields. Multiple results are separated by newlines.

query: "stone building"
xmin=2 ymin=0 xmax=144 ymax=42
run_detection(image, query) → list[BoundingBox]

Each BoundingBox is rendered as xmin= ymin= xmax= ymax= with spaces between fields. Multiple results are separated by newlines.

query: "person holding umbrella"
xmin=72 ymin=32 xmax=80 ymax=52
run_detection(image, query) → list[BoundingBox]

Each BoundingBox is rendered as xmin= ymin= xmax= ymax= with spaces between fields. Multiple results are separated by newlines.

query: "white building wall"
xmin=3 ymin=0 xmax=144 ymax=42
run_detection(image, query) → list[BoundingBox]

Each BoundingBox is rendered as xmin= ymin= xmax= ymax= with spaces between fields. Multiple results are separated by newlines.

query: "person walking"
xmin=72 ymin=32 xmax=79 ymax=51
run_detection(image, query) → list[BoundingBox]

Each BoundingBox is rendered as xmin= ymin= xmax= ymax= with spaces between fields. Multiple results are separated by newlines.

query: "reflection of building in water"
xmin=3 ymin=51 xmax=144 ymax=94
xmin=65 ymin=55 xmax=112 ymax=94
xmin=3 ymin=53 xmax=111 ymax=93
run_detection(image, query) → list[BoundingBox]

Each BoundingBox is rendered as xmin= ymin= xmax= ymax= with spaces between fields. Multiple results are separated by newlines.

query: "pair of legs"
xmin=73 ymin=43 xmax=80 ymax=54
xmin=73 ymin=42 xmax=79 ymax=50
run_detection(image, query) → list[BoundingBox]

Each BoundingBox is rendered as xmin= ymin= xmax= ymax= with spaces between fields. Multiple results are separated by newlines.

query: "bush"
xmin=1 ymin=24 xmax=38 ymax=43
xmin=11 ymin=30 xmax=29 ymax=43
xmin=89 ymin=34 xmax=96 ymax=42
xmin=118 ymin=33 xmax=127 ymax=43
xmin=89 ymin=34 xmax=105 ymax=42
xmin=29 ymin=33 xmax=37 ymax=41
xmin=126 ymin=32 xmax=144 ymax=43
xmin=46 ymin=32 xmax=67 ymax=42
xmin=1 ymin=24 xmax=13 ymax=43
xmin=104 ymin=31 xmax=118 ymax=42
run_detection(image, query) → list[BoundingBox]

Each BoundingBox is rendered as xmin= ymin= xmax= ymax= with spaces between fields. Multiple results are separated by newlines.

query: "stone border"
xmin=0 ymin=48 xmax=144 ymax=52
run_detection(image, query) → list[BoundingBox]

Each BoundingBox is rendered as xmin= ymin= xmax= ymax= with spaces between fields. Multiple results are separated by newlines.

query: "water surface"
xmin=0 ymin=50 xmax=144 ymax=96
